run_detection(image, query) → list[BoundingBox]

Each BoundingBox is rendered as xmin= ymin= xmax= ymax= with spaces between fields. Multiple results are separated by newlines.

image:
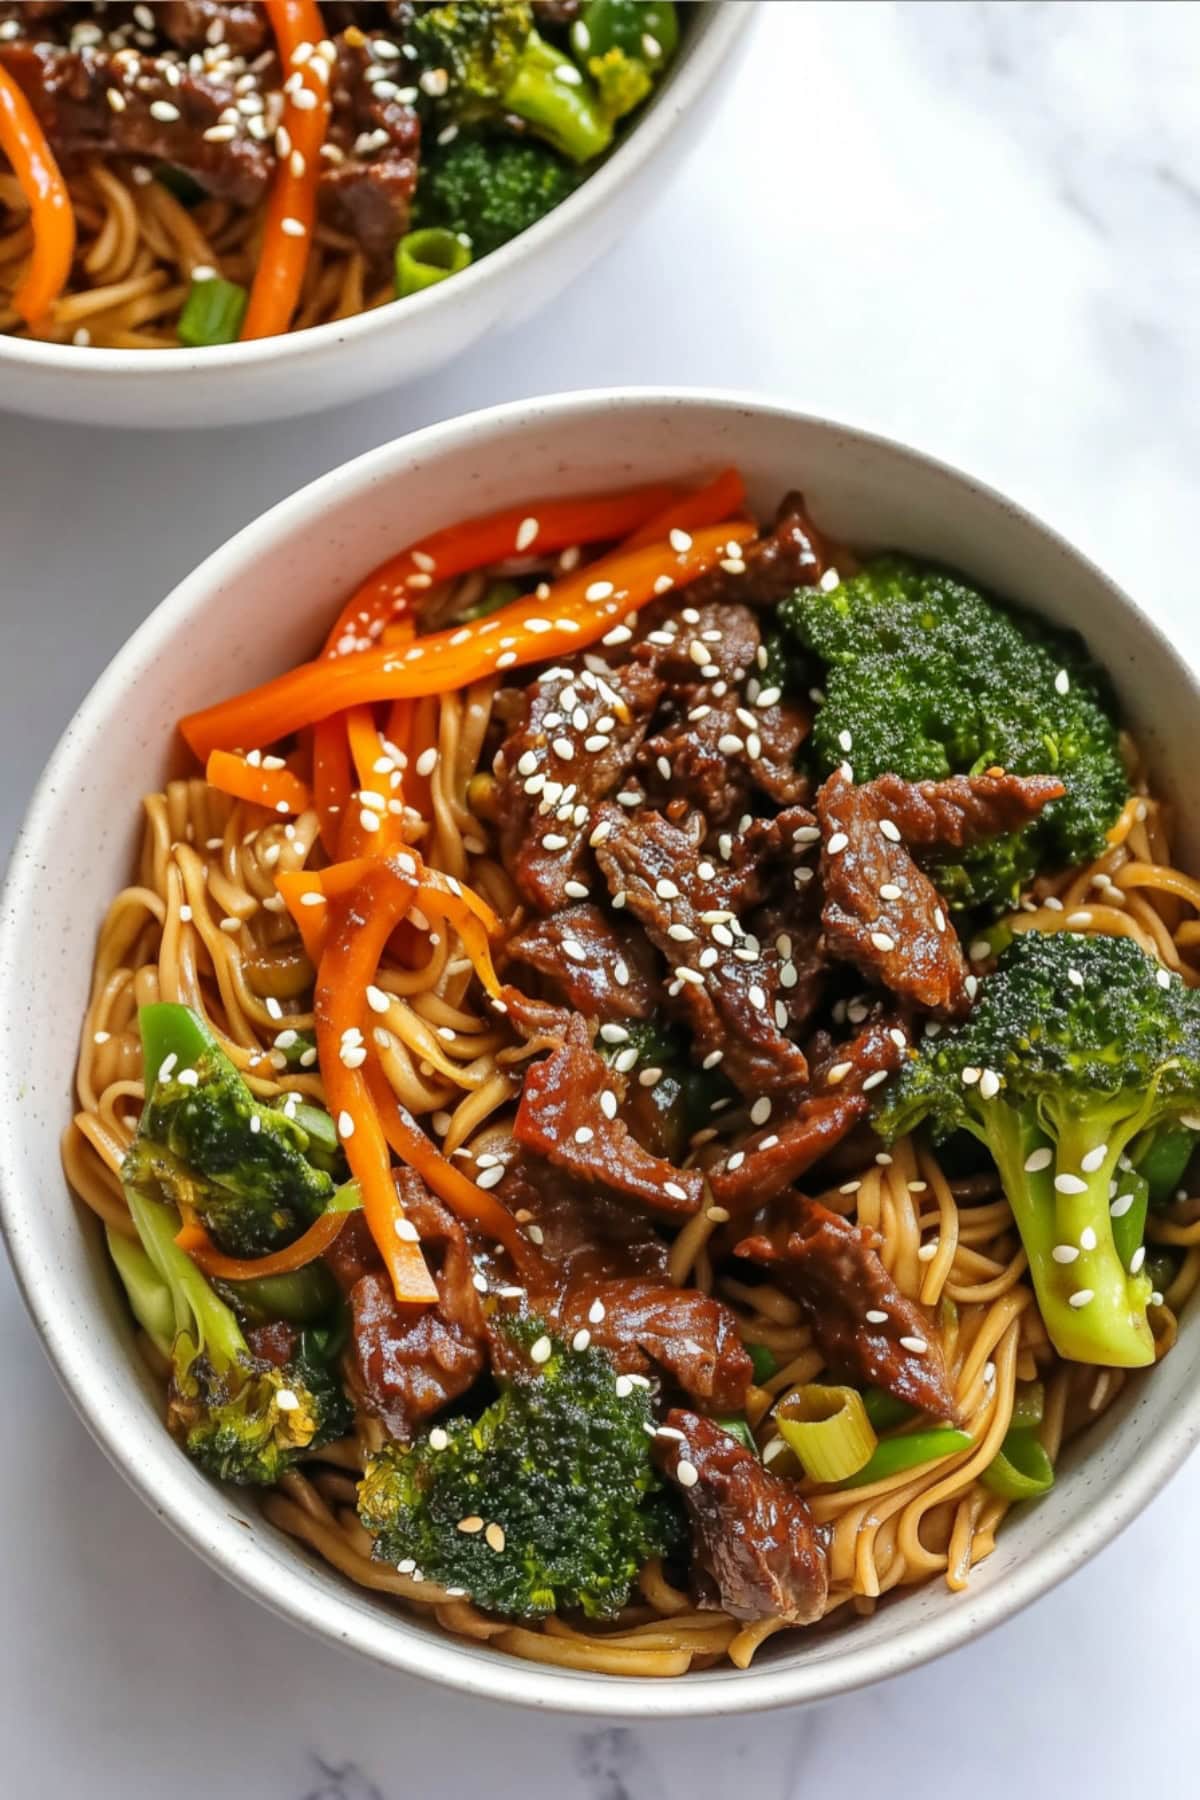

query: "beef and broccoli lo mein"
xmin=65 ymin=465 xmax=1200 ymax=1678
xmin=0 ymin=2 xmax=678 ymax=347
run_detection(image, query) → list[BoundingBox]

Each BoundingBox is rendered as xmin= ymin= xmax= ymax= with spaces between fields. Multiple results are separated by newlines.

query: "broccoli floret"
xmin=124 ymin=1003 xmax=337 ymax=1257
xmin=410 ymin=2 xmax=612 ymax=163
xmin=876 ymin=931 xmax=1200 ymax=1367
xmin=357 ymin=1315 xmax=680 ymax=1619
xmin=572 ymin=0 xmax=679 ymax=119
xmin=110 ymin=1191 xmax=353 ymax=1485
xmin=414 ymin=135 xmax=578 ymax=259
xmin=778 ymin=557 xmax=1130 ymax=909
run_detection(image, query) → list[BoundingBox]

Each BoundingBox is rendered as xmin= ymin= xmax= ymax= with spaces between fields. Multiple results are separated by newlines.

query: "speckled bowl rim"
xmin=0 ymin=4 xmax=747 ymax=387
xmin=3 ymin=387 xmax=1199 ymax=1718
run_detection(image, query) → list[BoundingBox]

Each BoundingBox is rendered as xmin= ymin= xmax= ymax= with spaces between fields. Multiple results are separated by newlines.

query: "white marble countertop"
xmin=4 ymin=3 xmax=1200 ymax=1794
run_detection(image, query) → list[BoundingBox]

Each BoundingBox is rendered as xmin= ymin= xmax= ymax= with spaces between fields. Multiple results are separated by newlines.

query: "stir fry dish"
xmin=66 ymin=468 xmax=1200 ymax=1677
xmin=0 ymin=1 xmax=678 ymax=346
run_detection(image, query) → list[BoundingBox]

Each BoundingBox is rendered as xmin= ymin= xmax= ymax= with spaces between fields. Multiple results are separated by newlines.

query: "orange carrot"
xmin=311 ymin=712 xmax=353 ymax=855
xmin=0 ymin=63 xmax=75 ymax=326
xmin=321 ymin=481 xmax=682 ymax=658
xmin=624 ymin=467 xmax=748 ymax=548
xmin=206 ymin=749 xmax=311 ymax=815
xmin=182 ymin=523 xmax=756 ymax=759
xmin=240 ymin=0 xmax=330 ymax=341
xmin=178 ymin=1208 xmax=349 ymax=1279
xmin=315 ymin=859 xmax=437 ymax=1305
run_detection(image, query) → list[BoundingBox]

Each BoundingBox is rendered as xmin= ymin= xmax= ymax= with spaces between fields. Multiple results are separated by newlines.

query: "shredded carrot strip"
xmin=275 ymin=869 xmax=331 ymax=965
xmin=624 ymin=468 xmax=748 ymax=548
xmin=311 ymin=712 xmax=353 ymax=855
xmin=206 ymin=749 xmax=311 ymax=816
xmin=362 ymin=1058 xmax=533 ymax=1263
xmin=178 ymin=1209 xmax=349 ymax=1280
xmin=315 ymin=860 xmax=437 ymax=1305
xmin=0 ymin=63 xmax=75 ymax=325
xmin=182 ymin=523 xmax=755 ymax=759
xmin=240 ymin=0 xmax=330 ymax=341
xmin=321 ymin=481 xmax=683 ymax=658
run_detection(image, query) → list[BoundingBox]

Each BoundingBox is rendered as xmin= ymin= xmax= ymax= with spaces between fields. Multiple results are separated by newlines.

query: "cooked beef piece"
xmin=633 ymin=599 xmax=762 ymax=690
xmin=858 ymin=771 xmax=1067 ymax=847
xmin=738 ymin=1199 xmax=958 ymax=1420
xmin=0 ymin=39 xmax=272 ymax=205
xmin=680 ymin=492 xmax=837 ymax=613
xmin=591 ymin=803 xmax=811 ymax=1097
xmin=495 ymin=1158 xmax=671 ymax=1288
xmin=498 ymin=984 xmax=573 ymax=1050
xmin=494 ymin=660 xmax=664 ymax=912
xmin=158 ymin=3 xmax=270 ymax=56
xmin=556 ymin=1279 xmax=753 ymax=1411
xmin=818 ymin=769 xmax=970 ymax=1017
xmin=506 ymin=903 xmax=659 ymax=1022
xmin=513 ymin=1017 xmax=704 ymax=1217
xmin=245 ymin=1319 xmax=301 ymax=1367
xmin=320 ymin=34 xmax=421 ymax=259
xmin=639 ymin=687 xmax=811 ymax=826
xmin=322 ymin=1211 xmax=384 ymax=1293
xmin=347 ymin=1172 xmax=486 ymax=1440
xmin=707 ymin=1018 xmax=909 ymax=1212
xmin=654 ymin=1410 xmax=829 ymax=1623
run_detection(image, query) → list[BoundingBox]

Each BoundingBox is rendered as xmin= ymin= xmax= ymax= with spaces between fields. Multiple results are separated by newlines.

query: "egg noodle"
xmin=62 ymin=541 xmax=1200 ymax=1680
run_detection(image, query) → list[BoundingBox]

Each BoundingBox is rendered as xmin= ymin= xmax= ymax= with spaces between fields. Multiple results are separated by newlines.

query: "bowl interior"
xmin=3 ymin=390 xmax=1198 ymax=1715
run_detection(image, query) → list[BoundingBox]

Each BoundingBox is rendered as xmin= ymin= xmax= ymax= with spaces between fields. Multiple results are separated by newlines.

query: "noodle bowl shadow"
xmin=0 ymin=5 xmax=748 ymax=430
xmin=3 ymin=389 xmax=1199 ymax=1715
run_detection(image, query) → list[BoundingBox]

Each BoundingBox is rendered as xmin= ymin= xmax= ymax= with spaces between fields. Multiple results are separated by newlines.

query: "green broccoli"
xmin=109 ymin=1190 xmax=352 ymax=1485
xmin=357 ymin=1315 xmax=680 ymax=1619
xmin=571 ymin=0 xmax=679 ymax=119
xmin=414 ymin=134 xmax=578 ymax=259
xmin=409 ymin=1 xmax=612 ymax=163
xmin=124 ymin=1003 xmax=338 ymax=1257
xmin=876 ymin=930 xmax=1200 ymax=1367
xmin=778 ymin=556 xmax=1130 ymax=908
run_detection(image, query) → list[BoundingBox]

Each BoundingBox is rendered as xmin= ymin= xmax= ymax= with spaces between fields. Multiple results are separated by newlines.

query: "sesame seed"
xmin=979 ymin=1069 xmax=1001 ymax=1100
xmin=879 ymin=883 xmax=902 ymax=901
xmin=1054 ymin=1173 xmax=1088 ymax=1195
xmin=664 ymin=1181 xmax=688 ymax=1202
xmin=600 ymin=1089 xmax=618 ymax=1120
xmin=585 ymin=579 xmax=614 ymax=602
xmin=300 ymin=891 xmax=325 ymax=907
xmin=862 ymin=1069 xmax=890 ymax=1091
xmin=530 ymin=1335 xmax=552 ymax=1365
xmin=1080 ymin=1226 xmax=1098 ymax=1251
xmin=870 ymin=931 xmax=896 ymax=954
xmin=917 ymin=1241 xmax=939 ymax=1262
xmin=726 ymin=1151 xmax=746 ymax=1172
xmin=477 ymin=1165 xmax=505 ymax=1190
xmin=1080 ymin=1144 xmax=1108 ymax=1173
xmin=1024 ymin=1147 xmax=1053 ymax=1173
xmin=1069 ymin=1288 xmax=1095 ymax=1309
xmin=485 ymin=1523 xmax=506 ymax=1553
xmin=337 ymin=1111 xmax=355 ymax=1138
xmin=826 ymin=1061 xmax=853 ymax=1085
xmin=676 ymin=1459 xmax=699 ymax=1489
xmin=899 ymin=1336 xmax=927 ymax=1355
xmin=280 ymin=215 xmax=306 ymax=237
xmin=149 ymin=100 xmax=182 ymax=122
xmin=825 ymin=831 xmax=849 ymax=855
xmin=572 ymin=1329 xmax=591 ymax=1352
xmin=878 ymin=819 xmax=902 ymax=843
xmin=1052 ymin=1244 xmax=1080 ymax=1264
xmin=574 ymin=1126 xmax=594 ymax=1146
xmin=429 ymin=1428 xmax=449 ymax=1451
xmin=395 ymin=1217 xmax=420 ymax=1243
xmin=1055 ymin=669 xmax=1070 ymax=695
xmin=865 ymin=1309 xmax=888 ymax=1325
xmin=457 ymin=1515 xmax=484 ymax=1534
xmin=750 ymin=1097 xmax=772 ymax=1126
xmin=1066 ymin=911 xmax=1093 ymax=929
xmin=1157 ymin=967 xmax=1172 ymax=990
xmin=1110 ymin=1192 xmax=1135 ymax=1218
xmin=748 ymin=984 xmax=767 ymax=1009
xmin=1130 ymin=1245 xmax=1147 ymax=1274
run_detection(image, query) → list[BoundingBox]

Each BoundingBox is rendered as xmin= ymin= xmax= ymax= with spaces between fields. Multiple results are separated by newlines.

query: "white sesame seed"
xmin=750 ymin=1097 xmax=772 ymax=1126
xmin=664 ymin=1181 xmax=688 ymax=1201
xmin=879 ymin=819 xmax=902 ymax=843
xmin=1069 ymin=1288 xmax=1095 ymax=1309
xmin=1052 ymin=1243 xmax=1080 ymax=1264
xmin=1055 ymin=669 xmax=1070 ymax=695
xmin=879 ymin=883 xmax=902 ymax=901
xmin=870 ymin=931 xmax=897 ymax=954
xmin=395 ymin=1217 xmax=420 ymax=1243
xmin=1080 ymin=1226 xmax=1098 ymax=1251
xmin=337 ymin=1110 xmax=355 ymax=1139
xmin=1130 ymin=1245 xmax=1147 ymax=1274
xmin=1066 ymin=911 xmax=1093 ymax=929
xmin=676 ymin=1459 xmax=699 ymax=1488
xmin=865 ymin=1309 xmax=889 ymax=1325
xmin=477 ymin=1165 xmax=505 ymax=1190
xmin=1024 ymin=1147 xmax=1053 ymax=1173
xmin=961 ymin=1067 xmax=981 ymax=1086
xmin=1110 ymin=1192 xmax=1135 ymax=1218
xmin=826 ymin=1061 xmax=853 ymax=1085
xmin=862 ymin=1069 xmax=890 ymax=1091
xmin=826 ymin=831 xmax=849 ymax=854
xmin=899 ymin=1336 xmax=927 ymax=1354
xmin=1080 ymin=1144 xmax=1108 ymax=1173
xmin=979 ymin=1069 xmax=1001 ymax=1100
xmin=585 ymin=580 xmax=614 ymax=602
xmin=149 ymin=99 xmax=182 ymax=122
xmin=574 ymin=1126 xmax=594 ymax=1146
xmin=1054 ymin=1173 xmax=1088 ymax=1195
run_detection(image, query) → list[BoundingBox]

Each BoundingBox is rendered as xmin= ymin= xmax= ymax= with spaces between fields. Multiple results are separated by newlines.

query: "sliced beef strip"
xmin=591 ymin=803 xmax=811 ymax=1097
xmin=707 ymin=1018 xmax=909 ymax=1212
xmin=158 ymin=3 xmax=270 ymax=56
xmin=494 ymin=1157 xmax=670 ymax=1288
xmin=654 ymin=1409 xmax=829 ymax=1624
xmin=512 ymin=1017 xmax=704 ymax=1218
xmin=737 ymin=1199 xmax=958 ymax=1421
xmin=818 ymin=769 xmax=970 ymax=1018
xmin=497 ymin=984 xmax=573 ymax=1052
xmin=320 ymin=33 xmax=421 ymax=260
xmin=677 ymin=492 xmax=838 ymax=614
xmin=859 ymin=771 xmax=1067 ymax=847
xmin=494 ymin=660 xmax=664 ymax=913
xmin=347 ymin=1171 xmax=487 ymax=1441
xmin=638 ymin=686 xmax=811 ymax=827
xmin=556 ymin=1279 xmax=753 ymax=1411
xmin=632 ymin=599 xmax=761 ymax=690
xmin=505 ymin=902 xmax=658 ymax=1023
xmin=0 ymin=39 xmax=272 ymax=204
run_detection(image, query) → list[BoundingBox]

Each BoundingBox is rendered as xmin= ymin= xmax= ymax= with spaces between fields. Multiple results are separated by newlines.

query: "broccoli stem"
xmin=124 ymin=1185 xmax=248 ymax=1373
xmin=984 ymin=1106 xmax=1154 ymax=1368
xmin=505 ymin=31 xmax=612 ymax=162
xmin=106 ymin=1225 xmax=176 ymax=1359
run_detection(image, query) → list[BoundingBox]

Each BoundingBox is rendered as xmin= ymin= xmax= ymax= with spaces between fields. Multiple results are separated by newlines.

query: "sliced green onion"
xmin=1110 ymin=1168 xmax=1149 ymax=1273
xmin=395 ymin=227 xmax=472 ymax=298
xmin=980 ymin=1427 xmax=1055 ymax=1501
xmin=838 ymin=1427 xmax=973 ymax=1489
xmin=178 ymin=274 xmax=248 ymax=347
xmin=1009 ymin=1380 xmax=1045 ymax=1431
xmin=861 ymin=1386 xmax=915 ymax=1434
xmin=776 ymin=1385 xmax=877 ymax=1483
xmin=714 ymin=1416 xmax=758 ymax=1457
xmin=747 ymin=1343 xmax=779 ymax=1385
xmin=215 ymin=1260 xmax=340 ymax=1327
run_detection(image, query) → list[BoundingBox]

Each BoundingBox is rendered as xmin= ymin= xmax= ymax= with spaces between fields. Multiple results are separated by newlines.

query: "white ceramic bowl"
xmin=0 ymin=6 xmax=748 ymax=429
xmin=3 ymin=389 xmax=1198 ymax=1716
